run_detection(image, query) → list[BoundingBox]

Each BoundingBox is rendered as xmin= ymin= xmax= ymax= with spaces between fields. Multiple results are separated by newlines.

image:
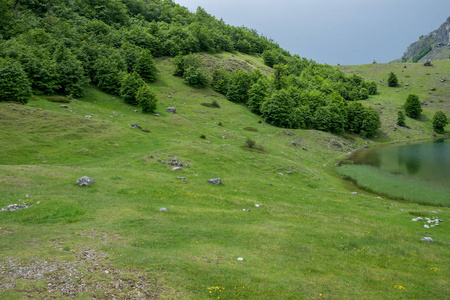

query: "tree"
xmin=211 ymin=67 xmax=229 ymax=94
xmin=312 ymin=104 xmax=346 ymax=135
xmin=0 ymin=58 xmax=31 ymax=104
xmin=247 ymin=78 xmax=270 ymax=114
xmin=120 ymin=72 xmax=145 ymax=105
xmin=183 ymin=67 xmax=207 ymax=88
xmin=359 ymin=87 xmax=369 ymax=100
xmin=94 ymin=52 xmax=126 ymax=95
xmin=367 ymin=81 xmax=377 ymax=95
xmin=432 ymin=111 xmax=448 ymax=133
xmin=261 ymin=90 xmax=297 ymax=128
xmin=53 ymin=45 xmax=89 ymax=97
xmin=172 ymin=54 xmax=186 ymax=76
xmin=404 ymin=94 xmax=422 ymax=118
xmin=137 ymin=84 xmax=157 ymax=113
xmin=272 ymin=63 xmax=289 ymax=90
xmin=346 ymin=102 xmax=381 ymax=138
xmin=397 ymin=110 xmax=406 ymax=127
xmin=135 ymin=49 xmax=158 ymax=82
xmin=226 ymin=70 xmax=251 ymax=103
xmin=388 ymin=72 xmax=398 ymax=87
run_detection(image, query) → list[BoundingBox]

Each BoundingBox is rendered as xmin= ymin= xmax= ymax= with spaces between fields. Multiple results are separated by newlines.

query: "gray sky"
xmin=174 ymin=0 xmax=450 ymax=65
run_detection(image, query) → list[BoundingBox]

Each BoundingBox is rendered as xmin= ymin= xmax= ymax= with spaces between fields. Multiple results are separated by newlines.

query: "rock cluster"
xmin=76 ymin=176 xmax=95 ymax=187
xmin=1 ymin=204 xmax=32 ymax=211
xmin=207 ymin=178 xmax=222 ymax=184
xmin=166 ymin=107 xmax=176 ymax=113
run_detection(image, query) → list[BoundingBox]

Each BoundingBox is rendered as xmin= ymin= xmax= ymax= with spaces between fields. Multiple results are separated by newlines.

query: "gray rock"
xmin=420 ymin=237 xmax=434 ymax=242
xmin=351 ymin=192 xmax=358 ymax=195
xmin=207 ymin=178 xmax=222 ymax=184
xmin=168 ymin=158 xmax=179 ymax=166
xmin=76 ymin=176 xmax=95 ymax=187
xmin=423 ymin=59 xmax=432 ymax=66
xmin=172 ymin=167 xmax=182 ymax=171
xmin=166 ymin=107 xmax=176 ymax=113
xmin=441 ymin=77 xmax=446 ymax=82
xmin=159 ymin=208 xmax=167 ymax=212
xmin=1 ymin=204 xmax=32 ymax=211
xmin=302 ymin=147 xmax=308 ymax=151
xmin=177 ymin=176 xmax=186 ymax=181
xmin=153 ymin=114 xmax=160 ymax=117
xmin=131 ymin=123 xmax=142 ymax=130
xmin=60 ymin=105 xmax=69 ymax=108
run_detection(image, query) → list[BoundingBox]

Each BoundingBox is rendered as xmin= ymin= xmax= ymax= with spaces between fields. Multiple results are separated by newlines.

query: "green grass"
xmin=337 ymin=165 xmax=450 ymax=206
xmin=0 ymin=55 xmax=449 ymax=299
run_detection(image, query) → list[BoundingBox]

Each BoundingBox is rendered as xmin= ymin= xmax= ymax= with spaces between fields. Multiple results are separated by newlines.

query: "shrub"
xmin=200 ymin=133 xmax=206 ymax=139
xmin=397 ymin=110 xmax=406 ymax=127
xmin=135 ymin=49 xmax=158 ymax=82
xmin=367 ymin=81 xmax=377 ymax=95
xmin=183 ymin=67 xmax=207 ymax=88
xmin=120 ymin=72 xmax=145 ymax=105
xmin=359 ymin=88 xmax=369 ymax=100
xmin=388 ymin=72 xmax=398 ymax=87
xmin=245 ymin=137 xmax=256 ymax=148
xmin=218 ymin=122 xmax=222 ymax=126
xmin=432 ymin=110 xmax=448 ymax=133
xmin=404 ymin=94 xmax=422 ymax=119
xmin=212 ymin=67 xmax=229 ymax=94
xmin=0 ymin=58 xmax=31 ymax=104
xmin=137 ymin=84 xmax=157 ymax=113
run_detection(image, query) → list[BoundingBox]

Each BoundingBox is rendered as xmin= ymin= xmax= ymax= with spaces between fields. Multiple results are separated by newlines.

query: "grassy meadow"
xmin=0 ymin=55 xmax=449 ymax=299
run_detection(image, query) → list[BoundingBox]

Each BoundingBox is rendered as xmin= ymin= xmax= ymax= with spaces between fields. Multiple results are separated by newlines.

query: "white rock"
xmin=424 ymin=225 xmax=430 ymax=228
xmin=237 ymin=257 xmax=244 ymax=261
xmin=172 ymin=167 xmax=182 ymax=171
xmin=420 ymin=237 xmax=434 ymax=242
xmin=351 ymin=192 xmax=358 ymax=195
xmin=255 ymin=204 xmax=260 ymax=207
xmin=159 ymin=208 xmax=168 ymax=212
xmin=412 ymin=218 xmax=418 ymax=221
xmin=416 ymin=217 xmax=423 ymax=221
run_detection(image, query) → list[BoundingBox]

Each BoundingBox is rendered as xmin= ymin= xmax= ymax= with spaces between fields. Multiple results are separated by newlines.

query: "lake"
xmin=348 ymin=139 xmax=450 ymax=187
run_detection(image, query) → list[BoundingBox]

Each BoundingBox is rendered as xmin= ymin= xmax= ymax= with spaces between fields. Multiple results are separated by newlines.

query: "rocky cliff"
xmin=399 ymin=16 xmax=450 ymax=63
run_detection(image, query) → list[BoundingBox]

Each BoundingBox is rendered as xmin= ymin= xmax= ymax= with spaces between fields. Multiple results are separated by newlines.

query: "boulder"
xmin=172 ymin=167 xmax=182 ymax=171
xmin=166 ymin=107 xmax=176 ymax=113
xmin=159 ymin=207 xmax=168 ymax=212
xmin=423 ymin=59 xmax=432 ymax=66
xmin=76 ymin=176 xmax=95 ymax=187
xmin=60 ymin=105 xmax=69 ymax=108
xmin=420 ymin=237 xmax=434 ymax=242
xmin=207 ymin=178 xmax=222 ymax=184
xmin=131 ymin=123 xmax=142 ymax=130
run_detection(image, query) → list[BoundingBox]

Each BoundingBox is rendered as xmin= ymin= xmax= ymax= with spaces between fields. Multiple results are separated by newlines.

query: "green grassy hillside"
xmin=1 ymin=55 xmax=449 ymax=299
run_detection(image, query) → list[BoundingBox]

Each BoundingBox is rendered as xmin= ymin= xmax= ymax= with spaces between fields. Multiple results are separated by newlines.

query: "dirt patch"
xmin=0 ymin=248 xmax=159 ymax=299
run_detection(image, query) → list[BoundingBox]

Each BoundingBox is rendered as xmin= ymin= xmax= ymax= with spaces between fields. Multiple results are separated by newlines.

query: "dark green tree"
xmin=260 ymin=90 xmax=297 ymax=128
xmin=211 ymin=67 xmax=230 ymax=94
xmin=359 ymin=87 xmax=369 ymax=100
xmin=226 ymin=70 xmax=251 ymax=103
xmin=247 ymin=78 xmax=270 ymax=114
xmin=137 ymin=84 xmax=157 ymax=113
xmin=367 ymin=81 xmax=377 ymax=95
xmin=388 ymin=72 xmax=398 ymax=87
xmin=135 ymin=49 xmax=158 ymax=82
xmin=0 ymin=58 xmax=31 ymax=104
xmin=397 ymin=110 xmax=406 ymax=127
xmin=346 ymin=102 xmax=380 ymax=138
xmin=404 ymin=94 xmax=422 ymax=118
xmin=172 ymin=54 xmax=186 ymax=77
xmin=94 ymin=52 xmax=126 ymax=95
xmin=120 ymin=72 xmax=145 ymax=105
xmin=312 ymin=104 xmax=346 ymax=135
xmin=183 ymin=66 xmax=207 ymax=88
xmin=432 ymin=110 xmax=448 ymax=133
xmin=53 ymin=45 xmax=89 ymax=97
xmin=272 ymin=63 xmax=289 ymax=90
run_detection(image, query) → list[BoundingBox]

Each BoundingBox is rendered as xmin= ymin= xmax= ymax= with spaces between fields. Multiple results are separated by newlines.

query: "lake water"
xmin=349 ymin=139 xmax=450 ymax=187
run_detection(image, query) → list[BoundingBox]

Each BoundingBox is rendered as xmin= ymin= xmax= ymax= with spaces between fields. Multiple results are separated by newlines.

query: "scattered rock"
xmin=287 ymin=171 xmax=292 ymax=175
xmin=420 ymin=237 xmax=434 ymax=242
xmin=441 ymin=77 xmax=446 ymax=82
xmin=423 ymin=59 xmax=432 ymax=66
xmin=60 ymin=105 xmax=69 ymax=108
xmin=221 ymin=136 xmax=226 ymax=139
xmin=166 ymin=107 xmax=176 ymax=113
xmin=159 ymin=208 xmax=167 ymax=212
xmin=177 ymin=176 xmax=186 ymax=181
xmin=237 ymin=257 xmax=243 ymax=261
xmin=131 ymin=123 xmax=142 ymax=130
xmin=76 ymin=176 xmax=95 ymax=187
xmin=351 ymin=192 xmax=358 ymax=195
xmin=85 ymin=115 xmax=92 ymax=118
xmin=172 ymin=167 xmax=182 ymax=171
xmin=207 ymin=178 xmax=222 ymax=185
xmin=153 ymin=114 xmax=160 ymax=117
xmin=255 ymin=204 xmax=261 ymax=207
xmin=302 ymin=147 xmax=308 ymax=151
xmin=1 ymin=204 xmax=32 ymax=211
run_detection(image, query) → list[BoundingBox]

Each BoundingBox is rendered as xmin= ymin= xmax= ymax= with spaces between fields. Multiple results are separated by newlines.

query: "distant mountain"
xmin=399 ymin=16 xmax=450 ymax=63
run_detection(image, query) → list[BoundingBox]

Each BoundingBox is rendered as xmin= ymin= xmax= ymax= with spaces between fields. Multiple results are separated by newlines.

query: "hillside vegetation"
xmin=0 ymin=1 xmax=449 ymax=299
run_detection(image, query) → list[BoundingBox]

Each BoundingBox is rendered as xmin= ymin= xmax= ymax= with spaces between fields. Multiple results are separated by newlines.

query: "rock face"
xmin=399 ymin=16 xmax=450 ymax=63
xmin=76 ymin=176 xmax=95 ymax=187
xmin=207 ymin=178 xmax=222 ymax=184
xmin=166 ymin=107 xmax=176 ymax=113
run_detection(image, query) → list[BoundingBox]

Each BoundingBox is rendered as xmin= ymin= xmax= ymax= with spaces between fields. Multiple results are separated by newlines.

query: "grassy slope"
xmin=0 ymin=55 xmax=449 ymax=299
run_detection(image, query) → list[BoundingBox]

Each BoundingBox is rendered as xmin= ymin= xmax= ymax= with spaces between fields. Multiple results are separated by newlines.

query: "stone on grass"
xmin=131 ymin=123 xmax=142 ymax=130
xmin=172 ymin=167 xmax=182 ymax=171
xmin=207 ymin=178 xmax=222 ymax=184
xmin=76 ymin=176 xmax=95 ymax=187
xmin=159 ymin=208 xmax=167 ymax=212
xmin=351 ymin=192 xmax=358 ymax=195
xmin=420 ymin=237 xmax=434 ymax=242
xmin=237 ymin=257 xmax=243 ymax=261
xmin=166 ymin=107 xmax=176 ymax=113
xmin=60 ymin=105 xmax=69 ymax=108
xmin=177 ymin=176 xmax=186 ymax=181
xmin=1 ymin=204 xmax=32 ymax=211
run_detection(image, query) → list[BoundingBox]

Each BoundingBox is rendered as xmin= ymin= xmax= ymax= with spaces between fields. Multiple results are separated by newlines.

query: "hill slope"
xmin=1 ymin=54 xmax=449 ymax=299
xmin=399 ymin=16 xmax=450 ymax=63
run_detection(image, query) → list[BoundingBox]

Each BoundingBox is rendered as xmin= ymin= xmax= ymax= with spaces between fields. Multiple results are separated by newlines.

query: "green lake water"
xmin=349 ymin=139 xmax=450 ymax=188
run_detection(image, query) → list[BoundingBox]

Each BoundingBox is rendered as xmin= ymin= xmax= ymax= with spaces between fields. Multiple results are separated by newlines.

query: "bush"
xmin=212 ymin=67 xmax=229 ymax=94
xmin=183 ymin=67 xmax=207 ymax=88
xmin=359 ymin=88 xmax=369 ymax=100
xmin=432 ymin=110 xmax=448 ymax=133
xmin=120 ymin=72 xmax=145 ymax=105
xmin=387 ymin=72 xmax=398 ymax=87
xmin=261 ymin=90 xmax=297 ymax=128
xmin=0 ymin=58 xmax=31 ymax=104
xmin=397 ymin=110 xmax=406 ymax=127
xmin=200 ymin=133 xmax=206 ymax=139
xmin=404 ymin=94 xmax=422 ymax=119
xmin=137 ymin=84 xmax=157 ymax=113
xmin=245 ymin=138 xmax=256 ymax=148
xmin=135 ymin=49 xmax=158 ymax=82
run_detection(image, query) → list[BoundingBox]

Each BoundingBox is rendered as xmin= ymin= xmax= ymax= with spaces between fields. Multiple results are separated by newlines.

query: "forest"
xmin=0 ymin=0 xmax=380 ymax=137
